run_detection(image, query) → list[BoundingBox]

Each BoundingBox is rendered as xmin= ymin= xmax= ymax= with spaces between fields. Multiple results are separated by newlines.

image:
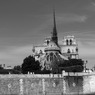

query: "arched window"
xmin=70 ymin=39 xmax=72 ymax=45
xmin=55 ymin=52 xmax=58 ymax=55
xmin=66 ymin=39 xmax=68 ymax=45
xmin=50 ymin=53 xmax=53 ymax=61
xmin=39 ymin=50 xmax=43 ymax=54
xmin=54 ymin=55 xmax=56 ymax=59
xmin=67 ymin=49 xmax=70 ymax=53
xmin=76 ymin=47 xmax=78 ymax=52
xmin=47 ymin=40 xmax=49 ymax=45
xmin=47 ymin=55 xmax=49 ymax=61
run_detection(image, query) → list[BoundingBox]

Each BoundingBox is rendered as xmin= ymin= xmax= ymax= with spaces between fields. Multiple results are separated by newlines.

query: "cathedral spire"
xmin=53 ymin=9 xmax=57 ymax=33
xmin=51 ymin=9 xmax=58 ymax=45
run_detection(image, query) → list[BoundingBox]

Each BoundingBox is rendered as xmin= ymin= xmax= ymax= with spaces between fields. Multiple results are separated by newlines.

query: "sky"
xmin=0 ymin=0 xmax=95 ymax=68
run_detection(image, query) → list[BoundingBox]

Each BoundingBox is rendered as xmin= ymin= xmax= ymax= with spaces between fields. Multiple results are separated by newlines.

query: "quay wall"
xmin=0 ymin=73 xmax=95 ymax=95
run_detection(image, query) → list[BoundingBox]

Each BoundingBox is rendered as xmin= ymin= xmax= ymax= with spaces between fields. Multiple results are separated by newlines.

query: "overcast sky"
xmin=0 ymin=0 xmax=95 ymax=68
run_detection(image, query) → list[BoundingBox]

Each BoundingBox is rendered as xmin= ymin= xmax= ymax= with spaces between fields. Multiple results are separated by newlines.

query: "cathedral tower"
xmin=51 ymin=10 xmax=58 ymax=45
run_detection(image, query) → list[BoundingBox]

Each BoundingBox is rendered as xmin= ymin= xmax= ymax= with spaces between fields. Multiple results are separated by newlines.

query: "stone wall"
xmin=0 ymin=74 xmax=94 ymax=95
xmin=0 ymin=74 xmax=64 ymax=95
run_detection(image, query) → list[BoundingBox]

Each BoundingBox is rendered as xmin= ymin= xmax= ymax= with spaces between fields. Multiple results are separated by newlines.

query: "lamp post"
xmin=84 ymin=60 xmax=87 ymax=72
xmin=93 ymin=65 xmax=95 ymax=71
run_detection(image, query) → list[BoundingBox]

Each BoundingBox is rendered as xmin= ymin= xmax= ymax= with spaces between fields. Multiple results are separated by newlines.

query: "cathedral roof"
xmin=45 ymin=41 xmax=60 ymax=51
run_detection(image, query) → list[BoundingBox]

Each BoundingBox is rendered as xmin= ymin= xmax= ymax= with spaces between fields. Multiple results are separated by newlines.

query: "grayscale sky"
xmin=0 ymin=0 xmax=95 ymax=68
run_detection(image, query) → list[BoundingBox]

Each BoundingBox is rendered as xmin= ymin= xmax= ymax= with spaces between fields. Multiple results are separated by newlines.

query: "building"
xmin=61 ymin=35 xmax=79 ymax=59
xmin=32 ymin=11 xmax=79 ymax=71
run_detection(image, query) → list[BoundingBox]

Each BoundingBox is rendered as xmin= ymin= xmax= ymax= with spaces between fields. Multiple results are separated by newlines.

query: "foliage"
xmin=21 ymin=55 xmax=84 ymax=74
xmin=59 ymin=59 xmax=84 ymax=72
xmin=21 ymin=55 xmax=41 ymax=74
xmin=51 ymin=59 xmax=59 ymax=74
xmin=59 ymin=59 xmax=84 ymax=67
xmin=13 ymin=65 xmax=21 ymax=71
xmin=0 ymin=66 xmax=4 ymax=70
xmin=13 ymin=65 xmax=22 ymax=74
xmin=36 ymin=69 xmax=51 ymax=74
xmin=40 ymin=58 xmax=84 ymax=73
xmin=0 ymin=69 xmax=21 ymax=74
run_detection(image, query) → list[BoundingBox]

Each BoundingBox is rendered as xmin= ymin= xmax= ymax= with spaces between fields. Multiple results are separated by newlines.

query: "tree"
xmin=21 ymin=55 xmax=41 ymax=74
xmin=0 ymin=65 xmax=3 ymax=70
xmin=13 ymin=65 xmax=21 ymax=72
xmin=50 ymin=56 xmax=64 ymax=74
xmin=51 ymin=60 xmax=59 ymax=74
xmin=59 ymin=59 xmax=84 ymax=72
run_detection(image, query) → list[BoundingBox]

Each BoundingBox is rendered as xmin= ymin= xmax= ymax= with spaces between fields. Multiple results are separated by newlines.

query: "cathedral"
xmin=32 ymin=11 xmax=79 ymax=71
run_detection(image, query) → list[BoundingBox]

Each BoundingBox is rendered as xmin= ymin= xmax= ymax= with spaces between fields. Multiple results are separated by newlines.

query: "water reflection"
xmin=65 ymin=76 xmax=83 ymax=94
xmin=65 ymin=75 xmax=95 ymax=94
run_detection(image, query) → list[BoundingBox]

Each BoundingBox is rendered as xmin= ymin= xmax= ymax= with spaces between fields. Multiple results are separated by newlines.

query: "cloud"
xmin=45 ymin=13 xmax=87 ymax=25
xmin=86 ymin=2 xmax=95 ymax=11
xmin=56 ymin=14 xmax=87 ymax=23
xmin=91 ymin=2 xmax=95 ymax=6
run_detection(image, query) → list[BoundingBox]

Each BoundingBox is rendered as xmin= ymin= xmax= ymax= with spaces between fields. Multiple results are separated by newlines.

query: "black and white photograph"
xmin=0 ymin=0 xmax=95 ymax=95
